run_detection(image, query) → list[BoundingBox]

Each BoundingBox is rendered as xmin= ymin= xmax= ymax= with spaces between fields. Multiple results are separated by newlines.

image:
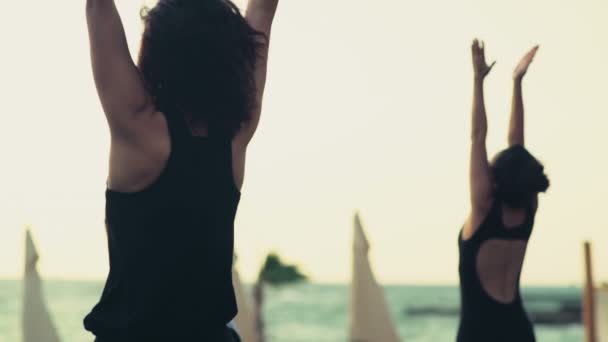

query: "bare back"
xmin=463 ymin=197 xmax=538 ymax=303
xmin=475 ymin=204 xmax=531 ymax=303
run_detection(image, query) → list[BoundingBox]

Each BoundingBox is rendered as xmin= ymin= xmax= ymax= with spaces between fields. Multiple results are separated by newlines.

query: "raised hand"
xmin=472 ymin=39 xmax=496 ymax=81
xmin=513 ymin=45 xmax=539 ymax=81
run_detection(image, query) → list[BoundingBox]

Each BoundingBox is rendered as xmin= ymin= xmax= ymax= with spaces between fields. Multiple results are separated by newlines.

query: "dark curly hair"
xmin=138 ymin=0 xmax=264 ymax=138
xmin=491 ymin=145 xmax=550 ymax=208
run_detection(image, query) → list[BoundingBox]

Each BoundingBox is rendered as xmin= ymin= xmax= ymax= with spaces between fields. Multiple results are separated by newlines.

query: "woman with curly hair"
xmin=82 ymin=0 xmax=279 ymax=340
xmin=457 ymin=40 xmax=550 ymax=342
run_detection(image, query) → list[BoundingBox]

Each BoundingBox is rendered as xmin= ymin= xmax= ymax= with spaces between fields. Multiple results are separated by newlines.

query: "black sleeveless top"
xmin=457 ymin=200 xmax=536 ymax=342
xmin=84 ymin=111 xmax=241 ymax=341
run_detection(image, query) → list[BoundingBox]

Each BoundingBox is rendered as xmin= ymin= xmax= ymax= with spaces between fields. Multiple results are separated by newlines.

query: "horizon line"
xmin=0 ymin=277 xmax=585 ymax=288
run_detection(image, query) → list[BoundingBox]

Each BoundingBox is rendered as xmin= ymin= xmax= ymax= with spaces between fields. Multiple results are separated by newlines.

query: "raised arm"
xmin=234 ymin=0 xmax=279 ymax=145
xmin=86 ymin=0 xmax=156 ymax=139
xmin=509 ymin=46 xmax=539 ymax=146
xmin=464 ymin=40 xmax=495 ymax=239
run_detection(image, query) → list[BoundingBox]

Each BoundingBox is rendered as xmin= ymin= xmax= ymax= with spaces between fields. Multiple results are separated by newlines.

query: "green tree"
xmin=258 ymin=252 xmax=308 ymax=286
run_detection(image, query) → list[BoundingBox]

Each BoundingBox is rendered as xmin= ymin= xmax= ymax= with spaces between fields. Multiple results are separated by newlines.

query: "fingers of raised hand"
xmin=472 ymin=39 xmax=483 ymax=53
xmin=526 ymin=45 xmax=540 ymax=62
xmin=520 ymin=45 xmax=539 ymax=63
xmin=529 ymin=45 xmax=540 ymax=55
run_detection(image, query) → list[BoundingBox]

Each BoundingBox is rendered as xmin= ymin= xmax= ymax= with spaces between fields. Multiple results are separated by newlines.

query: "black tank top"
xmin=84 ymin=111 xmax=241 ymax=341
xmin=457 ymin=200 xmax=536 ymax=342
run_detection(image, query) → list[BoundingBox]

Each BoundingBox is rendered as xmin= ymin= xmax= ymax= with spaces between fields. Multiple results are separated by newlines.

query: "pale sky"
xmin=0 ymin=0 xmax=606 ymax=285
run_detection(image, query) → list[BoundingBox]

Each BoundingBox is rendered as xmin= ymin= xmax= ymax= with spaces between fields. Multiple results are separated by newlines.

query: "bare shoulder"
xmin=462 ymin=201 xmax=493 ymax=241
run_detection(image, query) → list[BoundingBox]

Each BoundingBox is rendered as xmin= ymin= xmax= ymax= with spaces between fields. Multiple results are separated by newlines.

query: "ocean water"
xmin=0 ymin=280 xmax=583 ymax=342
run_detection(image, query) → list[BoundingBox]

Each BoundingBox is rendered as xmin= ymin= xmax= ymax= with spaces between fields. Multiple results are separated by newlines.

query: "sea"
xmin=0 ymin=280 xmax=583 ymax=342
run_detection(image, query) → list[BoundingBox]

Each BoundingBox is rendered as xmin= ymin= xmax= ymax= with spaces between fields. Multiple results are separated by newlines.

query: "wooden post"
xmin=583 ymin=241 xmax=597 ymax=342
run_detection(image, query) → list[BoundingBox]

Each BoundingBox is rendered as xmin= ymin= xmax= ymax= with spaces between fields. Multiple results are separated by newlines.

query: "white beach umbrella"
xmin=596 ymin=287 xmax=608 ymax=342
xmin=350 ymin=213 xmax=401 ymax=342
xmin=232 ymin=262 xmax=259 ymax=342
xmin=22 ymin=230 xmax=61 ymax=342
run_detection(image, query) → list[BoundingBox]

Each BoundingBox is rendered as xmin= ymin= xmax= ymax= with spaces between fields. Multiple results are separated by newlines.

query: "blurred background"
xmin=0 ymin=0 xmax=607 ymax=341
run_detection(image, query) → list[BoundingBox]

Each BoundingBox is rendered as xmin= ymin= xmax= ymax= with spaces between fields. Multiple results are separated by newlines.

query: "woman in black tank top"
xmin=83 ymin=0 xmax=279 ymax=340
xmin=457 ymin=40 xmax=550 ymax=342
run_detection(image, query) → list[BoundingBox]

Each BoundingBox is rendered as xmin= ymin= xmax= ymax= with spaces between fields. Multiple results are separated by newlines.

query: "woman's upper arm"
xmin=86 ymin=0 xmax=155 ymax=138
xmin=470 ymin=139 xmax=493 ymax=210
xmin=470 ymin=138 xmax=493 ymax=209
xmin=463 ymin=139 xmax=493 ymax=238
xmin=234 ymin=0 xmax=278 ymax=147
